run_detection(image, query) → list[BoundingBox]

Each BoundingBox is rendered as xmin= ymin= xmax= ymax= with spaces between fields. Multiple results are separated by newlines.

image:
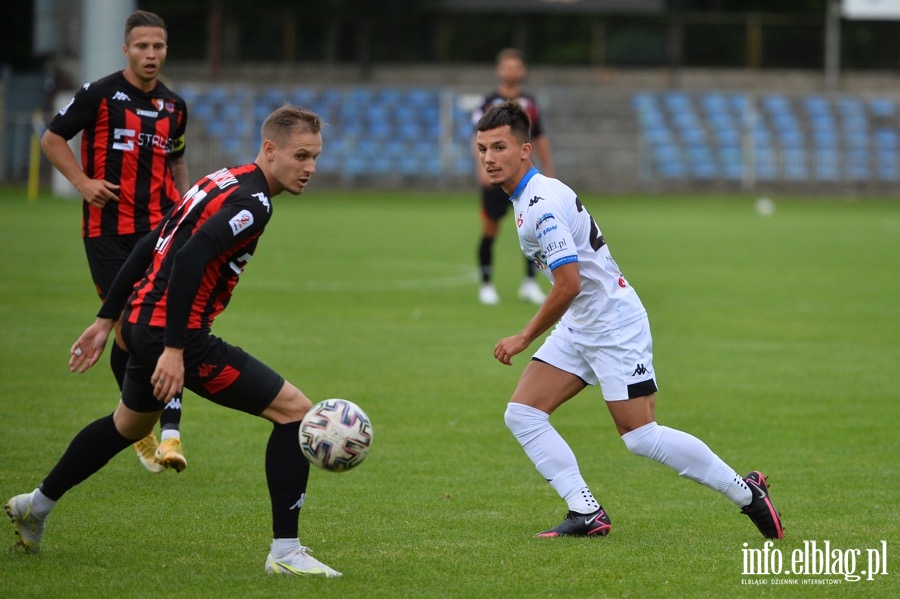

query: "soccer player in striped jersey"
xmin=476 ymin=101 xmax=784 ymax=540
xmin=7 ymin=105 xmax=343 ymax=577
xmin=41 ymin=10 xmax=190 ymax=473
xmin=471 ymin=48 xmax=556 ymax=306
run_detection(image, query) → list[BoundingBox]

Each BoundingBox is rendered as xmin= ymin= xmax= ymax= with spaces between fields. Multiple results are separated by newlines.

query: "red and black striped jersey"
xmin=48 ymin=71 xmax=188 ymax=239
xmin=472 ymin=91 xmax=545 ymax=138
xmin=123 ymin=164 xmax=272 ymax=348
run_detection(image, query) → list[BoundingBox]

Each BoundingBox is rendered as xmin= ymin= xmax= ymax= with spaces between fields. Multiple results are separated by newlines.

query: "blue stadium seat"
xmin=876 ymin=151 xmax=900 ymax=181
xmin=783 ymin=148 xmax=807 ymax=181
xmin=814 ymin=149 xmax=840 ymax=182
xmin=845 ymin=147 xmax=870 ymax=181
xmin=869 ymin=98 xmax=896 ymax=118
xmin=191 ymin=101 xmax=215 ymax=122
xmin=874 ymin=128 xmax=899 ymax=151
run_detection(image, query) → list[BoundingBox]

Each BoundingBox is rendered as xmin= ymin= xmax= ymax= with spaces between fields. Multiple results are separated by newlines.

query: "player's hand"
xmin=77 ymin=178 xmax=120 ymax=208
xmin=70 ymin=318 xmax=115 ymax=373
xmin=151 ymin=347 xmax=185 ymax=403
xmin=494 ymin=334 xmax=530 ymax=366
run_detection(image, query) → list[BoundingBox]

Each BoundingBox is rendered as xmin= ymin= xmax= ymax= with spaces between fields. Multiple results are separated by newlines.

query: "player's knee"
xmin=504 ymin=402 xmax=548 ymax=436
xmin=621 ymin=421 xmax=661 ymax=458
xmin=262 ymin=382 xmax=312 ymax=424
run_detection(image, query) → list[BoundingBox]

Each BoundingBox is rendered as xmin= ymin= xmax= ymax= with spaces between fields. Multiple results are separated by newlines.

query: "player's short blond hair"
xmin=262 ymin=105 xmax=324 ymax=147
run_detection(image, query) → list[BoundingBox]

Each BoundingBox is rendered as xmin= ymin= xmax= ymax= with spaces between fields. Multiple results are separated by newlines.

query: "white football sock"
xmin=270 ymin=538 xmax=301 ymax=558
xmin=30 ymin=488 xmax=56 ymax=518
xmin=504 ymin=403 xmax=599 ymax=514
xmin=621 ymin=421 xmax=751 ymax=506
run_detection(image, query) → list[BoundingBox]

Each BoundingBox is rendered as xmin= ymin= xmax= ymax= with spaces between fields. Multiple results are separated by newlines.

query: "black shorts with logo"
xmin=480 ymin=185 xmax=511 ymax=220
xmin=120 ymin=322 xmax=285 ymax=416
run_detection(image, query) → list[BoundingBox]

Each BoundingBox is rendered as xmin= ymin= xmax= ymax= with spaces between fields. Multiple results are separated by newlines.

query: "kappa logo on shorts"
xmin=197 ymin=363 xmax=217 ymax=378
xmin=632 ymin=363 xmax=649 ymax=376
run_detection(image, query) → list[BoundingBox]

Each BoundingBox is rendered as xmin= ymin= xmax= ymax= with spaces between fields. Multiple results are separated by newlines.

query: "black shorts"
xmin=480 ymin=185 xmax=511 ymax=220
xmin=83 ymin=233 xmax=146 ymax=300
xmin=120 ymin=322 xmax=285 ymax=416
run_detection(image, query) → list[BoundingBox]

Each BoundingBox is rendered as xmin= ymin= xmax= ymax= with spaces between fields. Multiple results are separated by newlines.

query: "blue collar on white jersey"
xmin=509 ymin=166 xmax=539 ymax=201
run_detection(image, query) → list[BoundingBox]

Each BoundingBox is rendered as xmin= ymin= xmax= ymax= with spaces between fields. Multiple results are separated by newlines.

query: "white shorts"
xmin=532 ymin=316 xmax=658 ymax=401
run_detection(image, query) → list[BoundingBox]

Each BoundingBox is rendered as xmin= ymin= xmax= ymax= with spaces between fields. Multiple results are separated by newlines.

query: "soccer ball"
xmin=299 ymin=399 xmax=373 ymax=472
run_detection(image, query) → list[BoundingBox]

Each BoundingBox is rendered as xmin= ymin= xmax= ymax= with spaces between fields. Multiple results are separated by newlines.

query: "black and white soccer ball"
xmin=299 ymin=399 xmax=372 ymax=472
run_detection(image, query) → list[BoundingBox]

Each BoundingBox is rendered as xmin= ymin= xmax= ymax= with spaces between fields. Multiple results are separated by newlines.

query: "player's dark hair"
xmin=125 ymin=10 xmax=167 ymax=43
xmin=262 ymin=105 xmax=324 ymax=146
xmin=475 ymin=100 xmax=532 ymax=143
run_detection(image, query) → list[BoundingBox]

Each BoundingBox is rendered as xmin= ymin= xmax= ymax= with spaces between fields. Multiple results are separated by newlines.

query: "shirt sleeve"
xmin=533 ymin=200 xmax=577 ymax=271
xmin=47 ymin=84 xmax=99 ymax=141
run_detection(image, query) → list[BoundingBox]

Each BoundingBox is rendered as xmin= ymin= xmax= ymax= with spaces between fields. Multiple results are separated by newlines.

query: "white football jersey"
xmin=509 ymin=168 xmax=647 ymax=333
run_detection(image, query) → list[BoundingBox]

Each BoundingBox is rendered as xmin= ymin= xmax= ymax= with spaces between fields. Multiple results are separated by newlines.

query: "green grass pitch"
xmin=0 ymin=185 xmax=897 ymax=598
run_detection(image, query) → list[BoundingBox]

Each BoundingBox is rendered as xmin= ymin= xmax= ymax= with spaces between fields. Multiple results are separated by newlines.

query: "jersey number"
xmin=575 ymin=197 xmax=604 ymax=251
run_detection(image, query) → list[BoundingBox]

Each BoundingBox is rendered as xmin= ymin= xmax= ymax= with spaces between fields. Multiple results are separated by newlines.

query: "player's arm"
xmin=169 ymin=155 xmax=190 ymax=197
xmin=493 ymin=261 xmax=579 ymax=365
xmin=151 ymin=228 xmax=221 ymax=402
xmin=40 ymin=130 xmax=119 ymax=207
xmin=69 ymin=229 xmax=158 ymax=373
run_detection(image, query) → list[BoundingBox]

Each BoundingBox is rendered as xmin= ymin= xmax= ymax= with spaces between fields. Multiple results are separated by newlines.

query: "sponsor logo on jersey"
xmin=58 ymin=97 xmax=75 ymax=116
xmin=535 ymin=213 xmax=556 ymax=229
xmin=112 ymin=128 xmax=136 ymax=151
xmin=112 ymin=91 xmax=131 ymax=102
xmin=517 ymin=212 xmax=524 ymax=227
xmin=535 ymin=213 xmax=558 ymax=239
xmin=252 ymin=192 xmax=270 ymax=211
xmin=229 ymin=209 xmax=254 ymax=235
xmin=137 ymin=109 xmax=159 ymax=118
xmin=155 ymin=99 xmax=165 ymax=111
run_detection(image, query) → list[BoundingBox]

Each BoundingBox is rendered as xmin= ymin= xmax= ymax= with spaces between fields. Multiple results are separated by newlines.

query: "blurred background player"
xmin=471 ymin=48 xmax=556 ymax=305
xmin=40 ymin=10 xmax=191 ymax=473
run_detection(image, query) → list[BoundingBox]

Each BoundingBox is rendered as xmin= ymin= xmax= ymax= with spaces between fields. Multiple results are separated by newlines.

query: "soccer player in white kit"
xmin=475 ymin=101 xmax=784 ymax=540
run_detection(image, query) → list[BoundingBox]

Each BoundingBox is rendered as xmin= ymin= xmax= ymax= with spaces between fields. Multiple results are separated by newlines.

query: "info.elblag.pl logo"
xmin=741 ymin=540 xmax=889 ymax=585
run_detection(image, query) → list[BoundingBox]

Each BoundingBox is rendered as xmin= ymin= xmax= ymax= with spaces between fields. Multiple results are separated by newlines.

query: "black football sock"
xmin=479 ymin=236 xmax=494 ymax=283
xmin=526 ymin=256 xmax=538 ymax=278
xmin=159 ymin=391 xmax=183 ymax=433
xmin=109 ymin=342 xmax=129 ymax=391
xmin=266 ymin=421 xmax=309 ymax=538
xmin=39 ymin=414 xmax=133 ymax=501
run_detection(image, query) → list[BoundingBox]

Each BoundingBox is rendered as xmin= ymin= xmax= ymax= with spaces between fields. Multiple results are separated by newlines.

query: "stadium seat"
xmin=814 ymin=149 xmax=840 ymax=182
xmin=869 ymin=98 xmax=896 ymax=119
xmin=782 ymin=148 xmax=808 ymax=181
xmin=845 ymin=147 xmax=870 ymax=181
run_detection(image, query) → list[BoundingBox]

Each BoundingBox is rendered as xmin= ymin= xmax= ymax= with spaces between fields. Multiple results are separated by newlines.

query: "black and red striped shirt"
xmin=99 ymin=164 xmax=272 ymax=349
xmin=472 ymin=91 xmax=545 ymax=138
xmin=48 ymin=71 xmax=188 ymax=238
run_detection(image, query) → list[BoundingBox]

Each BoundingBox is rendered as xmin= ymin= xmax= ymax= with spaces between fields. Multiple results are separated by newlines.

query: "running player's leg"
xmin=85 ymin=234 xmax=184 ymax=472
xmin=504 ymin=330 xmax=610 ymax=537
xmin=7 ymin=354 xmax=162 ymax=553
xmin=186 ymin=335 xmax=341 ymax=576
xmin=599 ymin=318 xmax=782 ymax=539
